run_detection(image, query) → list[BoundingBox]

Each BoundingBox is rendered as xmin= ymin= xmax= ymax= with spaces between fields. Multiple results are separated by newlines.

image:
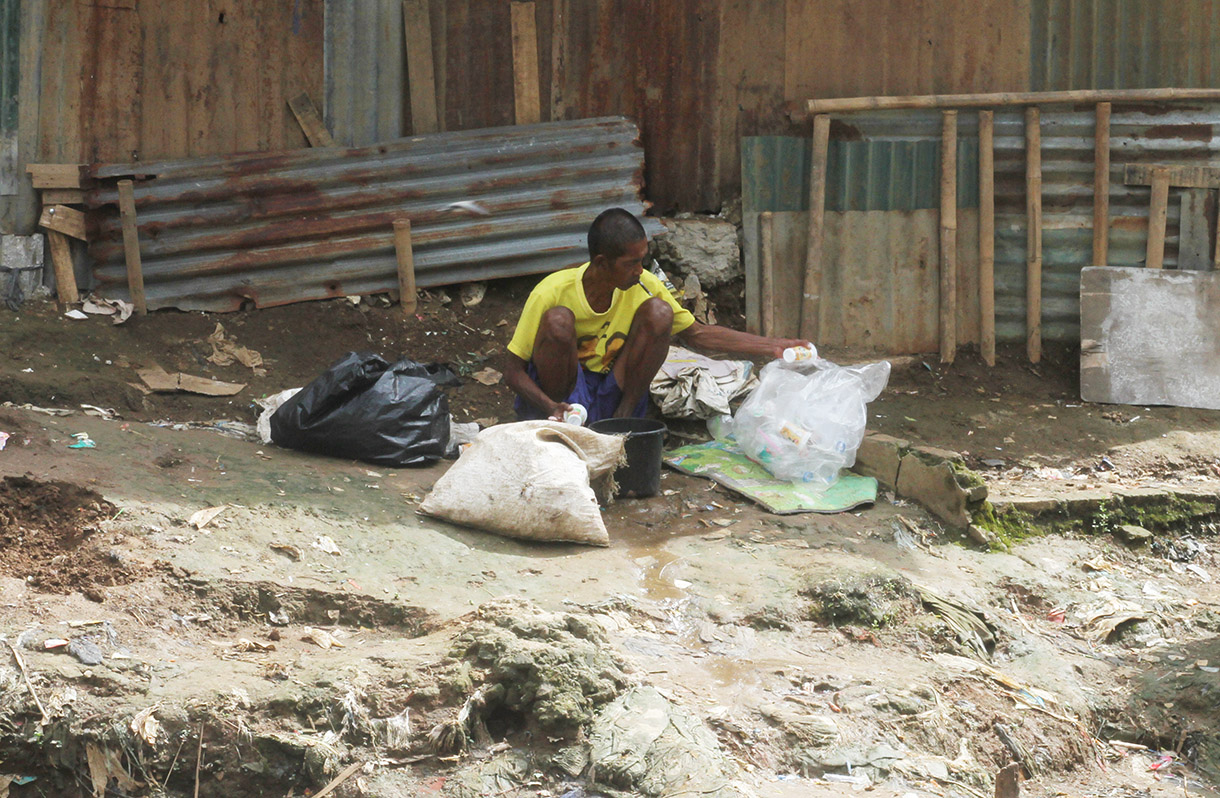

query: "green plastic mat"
xmin=664 ymin=440 xmax=877 ymax=515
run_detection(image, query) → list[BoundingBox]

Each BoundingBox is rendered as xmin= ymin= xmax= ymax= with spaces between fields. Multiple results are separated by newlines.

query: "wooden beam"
xmin=402 ymin=0 xmax=439 ymax=134
xmin=38 ymin=204 xmax=86 ymax=240
xmin=1215 ymin=197 xmax=1220 ymax=271
xmin=40 ymin=189 xmax=85 ymax=205
xmin=45 ymin=231 xmax=78 ymax=306
xmin=800 ymin=114 xmax=830 ymax=342
xmin=510 ymin=2 xmax=541 ymax=125
xmin=1093 ymin=102 xmax=1111 ymax=266
xmin=549 ymin=0 xmax=568 ymax=121
xmin=939 ymin=110 xmax=958 ymax=364
xmin=1146 ymin=171 xmax=1170 ymax=270
xmin=978 ymin=110 xmax=996 ymax=367
xmin=117 ymin=179 xmax=149 ymax=315
xmin=1125 ymin=163 xmax=1220 ymax=189
xmin=807 ymin=87 xmax=1220 ymax=115
xmin=1025 ymin=107 xmax=1042 ymax=364
xmin=26 ymin=163 xmax=86 ymax=189
xmin=759 ymin=211 xmax=775 ymax=337
xmin=286 ymin=93 xmax=335 ymax=147
xmin=393 ymin=219 xmax=418 ymax=316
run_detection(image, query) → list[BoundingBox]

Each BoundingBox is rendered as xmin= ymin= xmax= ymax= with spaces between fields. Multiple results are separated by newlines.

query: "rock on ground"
xmin=651 ymin=217 xmax=741 ymax=289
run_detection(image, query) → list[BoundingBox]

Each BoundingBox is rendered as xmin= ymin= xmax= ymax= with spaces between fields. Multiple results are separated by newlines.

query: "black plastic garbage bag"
xmin=270 ymin=352 xmax=450 ymax=467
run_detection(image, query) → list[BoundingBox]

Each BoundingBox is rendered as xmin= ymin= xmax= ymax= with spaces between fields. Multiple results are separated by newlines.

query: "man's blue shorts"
xmin=514 ymin=363 xmax=647 ymax=423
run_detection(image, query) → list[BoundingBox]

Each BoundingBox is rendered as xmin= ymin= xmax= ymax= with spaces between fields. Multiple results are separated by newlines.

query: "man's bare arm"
xmin=677 ymin=321 xmax=808 ymax=359
xmin=502 ymin=352 xmax=569 ymax=420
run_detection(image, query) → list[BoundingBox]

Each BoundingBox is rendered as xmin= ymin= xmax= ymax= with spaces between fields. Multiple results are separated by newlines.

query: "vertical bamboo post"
xmin=939 ymin=110 xmax=958 ymax=364
xmin=1092 ymin=102 xmax=1111 ymax=266
xmin=1146 ymin=170 xmax=1169 ymax=269
xmin=1024 ymin=107 xmax=1042 ymax=364
xmin=117 ymin=179 xmax=149 ymax=315
xmin=760 ymin=211 xmax=775 ymax=337
xmin=45 ymin=231 xmax=78 ymax=306
xmin=800 ymin=114 xmax=830 ymax=342
xmin=978 ymin=110 xmax=996 ymax=366
xmin=393 ymin=219 xmax=418 ymax=315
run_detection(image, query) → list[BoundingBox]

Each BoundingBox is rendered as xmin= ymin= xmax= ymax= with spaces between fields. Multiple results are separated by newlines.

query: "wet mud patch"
xmin=0 ymin=475 xmax=145 ymax=596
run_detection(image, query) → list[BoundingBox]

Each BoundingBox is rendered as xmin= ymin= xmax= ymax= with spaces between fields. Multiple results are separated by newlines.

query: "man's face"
xmin=604 ymin=239 xmax=649 ymax=291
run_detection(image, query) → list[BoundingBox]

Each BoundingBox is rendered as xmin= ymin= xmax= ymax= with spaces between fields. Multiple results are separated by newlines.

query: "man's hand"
xmin=769 ymin=338 xmax=814 ymax=359
xmin=547 ymin=401 xmax=573 ymax=421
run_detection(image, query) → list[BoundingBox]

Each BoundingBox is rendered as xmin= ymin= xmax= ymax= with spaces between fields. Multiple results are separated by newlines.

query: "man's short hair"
xmin=588 ymin=208 xmax=646 ymax=261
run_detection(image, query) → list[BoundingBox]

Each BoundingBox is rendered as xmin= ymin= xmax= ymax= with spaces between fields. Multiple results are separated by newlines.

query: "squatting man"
xmin=504 ymin=208 xmax=807 ymax=424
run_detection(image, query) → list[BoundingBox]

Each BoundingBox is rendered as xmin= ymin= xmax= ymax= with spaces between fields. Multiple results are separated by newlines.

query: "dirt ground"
xmin=0 ymin=281 xmax=1218 ymax=797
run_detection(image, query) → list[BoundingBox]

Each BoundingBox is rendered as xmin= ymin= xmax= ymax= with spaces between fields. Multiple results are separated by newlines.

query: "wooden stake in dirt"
xmin=117 ymin=179 xmax=149 ymax=315
xmin=45 ymin=230 xmax=78 ymax=306
xmin=402 ymin=0 xmax=439 ymax=134
xmin=510 ymin=2 xmax=541 ymax=125
xmin=1093 ymin=102 xmax=1111 ymax=266
xmin=311 ymin=761 xmax=364 ymax=798
xmin=978 ymin=110 xmax=996 ymax=367
xmin=7 ymin=641 xmax=49 ymax=724
xmin=393 ymin=219 xmax=418 ymax=316
xmin=939 ymin=110 xmax=958 ymax=364
xmin=759 ymin=210 xmax=775 ymax=337
xmin=287 ymin=92 xmax=336 ymax=147
xmin=800 ymin=113 xmax=830 ymax=342
xmin=193 ymin=723 xmax=203 ymax=798
xmin=1146 ymin=170 xmax=1170 ymax=270
xmin=1024 ymin=107 xmax=1042 ymax=364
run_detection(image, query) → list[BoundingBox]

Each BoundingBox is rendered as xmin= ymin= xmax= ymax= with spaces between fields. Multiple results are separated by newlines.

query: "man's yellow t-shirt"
xmin=507 ymin=264 xmax=695 ymax=374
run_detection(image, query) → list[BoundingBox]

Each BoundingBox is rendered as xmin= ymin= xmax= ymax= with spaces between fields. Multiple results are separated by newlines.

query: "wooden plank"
xmin=940 ymin=110 xmax=958 ymax=363
xmin=801 ymin=114 xmax=830 ymax=342
xmin=1125 ymin=163 xmax=1220 ymax=189
xmin=510 ymin=2 xmax=541 ymax=126
xmin=1179 ymin=189 xmax=1212 ymax=270
xmin=1092 ymin=102 xmax=1111 ymax=266
xmin=978 ymin=110 xmax=996 ymax=366
xmin=1145 ymin=172 xmax=1170 ymax=270
xmin=38 ymin=205 xmax=87 ymax=240
xmin=1025 ymin=106 xmax=1042 ymax=364
xmin=40 ymin=189 xmax=85 ymax=205
xmin=403 ymin=0 xmax=439 ymax=134
xmin=393 ymin=219 xmax=418 ymax=316
xmin=808 ymin=87 xmax=1220 ymax=115
xmin=117 ymin=179 xmax=149 ymax=315
xmin=45 ymin=231 xmax=78 ymax=305
xmin=286 ymin=92 xmax=335 ymax=147
xmin=549 ymin=0 xmax=568 ymax=121
xmin=759 ymin=211 xmax=775 ymax=336
xmin=26 ymin=163 xmax=85 ymax=189
xmin=1080 ymin=267 xmax=1220 ymax=409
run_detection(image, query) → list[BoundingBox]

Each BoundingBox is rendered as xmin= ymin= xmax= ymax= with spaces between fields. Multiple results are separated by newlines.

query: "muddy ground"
xmin=0 ymin=281 xmax=1218 ymax=797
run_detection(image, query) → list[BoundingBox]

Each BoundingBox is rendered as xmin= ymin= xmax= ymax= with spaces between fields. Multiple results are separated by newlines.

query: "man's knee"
xmin=635 ymin=297 xmax=673 ymax=335
xmin=537 ymin=307 xmax=576 ymax=345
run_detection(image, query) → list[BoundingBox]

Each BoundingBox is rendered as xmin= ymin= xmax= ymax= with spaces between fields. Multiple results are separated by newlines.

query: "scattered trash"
xmin=269 ymin=543 xmax=303 ymax=561
xmin=81 ymin=296 xmax=134 ymax=324
xmin=460 ymin=282 xmax=487 ymax=307
xmin=67 ymin=432 xmax=96 ymax=449
xmin=189 ymin=506 xmax=227 ymax=530
xmin=80 ymin=405 xmax=118 ymax=420
xmin=206 ymin=323 xmax=266 ymax=375
xmin=650 ymin=346 xmax=756 ymax=419
xmin=444 ymin=200 xmax=490 ymax=216
xmin=471 ymin=367 xmax=502 ymax=386
xmin=129 ymin=704 xmax=160 ymax=746
xmin=0 ymin=432 xmax=8 ymax=451
xmin=86 ymin=743 xmax=140 ymax=797
xmin=42 ymin=639 xmax=68 ymax=650
xmin=1148 ymin=752 xmax=1175 ymax=771
xmin=67 ymin=638 xmax=104 ymax=666
xmin=303 ymin=627 xmax=345 ymax=650
xmin=312 ymin=536 xmax=342 ymax=556
xmin=267 ymin=609 xmax=290 ymax=626
xmin=254 ymin=387 xmax=302 ymax=445
xmin=64 ymin=309 xmax=89 ymax=320
xmin=137 ymin=363 xmax=246 ymax=396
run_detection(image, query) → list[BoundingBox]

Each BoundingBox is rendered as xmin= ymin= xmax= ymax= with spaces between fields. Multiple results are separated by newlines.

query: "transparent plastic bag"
xmin=731 ymin=356 xmax=890 ymax=489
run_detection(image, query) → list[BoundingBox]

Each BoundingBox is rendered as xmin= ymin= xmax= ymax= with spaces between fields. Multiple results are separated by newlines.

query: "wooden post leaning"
xmin=116 ymin=179 xmax=149 ymax=315
xmin=800 ymin=114 xmax=830 ymax=343
xmin=1092 ymin=102 xmax=1111 ymax=266
xmin=978 ymin=110 xmax=996 ymax=366
xmin=393 ymin=219 xmax=418 ymax=316
xmin=1024 ymin=107 xmax=1042 ymax=364
xmin=1145 ymin=170 xmax=1170 ymax=269
xmin=45 ymin=232 xmax=78 ymax=306
xmin=939 ymin=110 xmax=958 ymax=364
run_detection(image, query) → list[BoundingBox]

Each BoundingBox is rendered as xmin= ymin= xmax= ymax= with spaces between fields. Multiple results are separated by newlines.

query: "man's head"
xmin=588 ymin=208 xmax=648 ymax=290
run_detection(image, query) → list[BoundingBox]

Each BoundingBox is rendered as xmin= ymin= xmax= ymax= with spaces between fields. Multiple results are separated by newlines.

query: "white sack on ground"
xmin=256 ymin=388 xmax=302 ymax=444
xmin=649 ymin=346 xmax=757 ymax=419
xmin=419 ymin=420 xmax=625 ymax=546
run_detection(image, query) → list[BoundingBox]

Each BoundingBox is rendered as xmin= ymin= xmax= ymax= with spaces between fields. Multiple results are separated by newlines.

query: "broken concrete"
xmin=651 ymin=217 xmax=742 ymax=288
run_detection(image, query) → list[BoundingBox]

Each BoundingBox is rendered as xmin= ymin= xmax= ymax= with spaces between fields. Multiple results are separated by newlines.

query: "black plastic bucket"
xmin=590 ymin=417 xmax=668 ymax=498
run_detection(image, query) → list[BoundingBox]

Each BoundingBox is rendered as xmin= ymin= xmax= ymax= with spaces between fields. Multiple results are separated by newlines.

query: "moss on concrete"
xmin=970 ymin=502 xmax=1039 ymax=548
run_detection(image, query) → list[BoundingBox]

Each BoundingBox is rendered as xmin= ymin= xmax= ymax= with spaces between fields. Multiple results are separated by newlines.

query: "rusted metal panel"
xmin=324 ymin=0 xmax=405 ymax=147
xmin=84 ymin=117 xmax=658 ymax=312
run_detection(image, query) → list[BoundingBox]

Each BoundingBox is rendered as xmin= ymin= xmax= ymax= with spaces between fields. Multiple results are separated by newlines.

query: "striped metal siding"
xmin=1031 ymin=0 xmax=1220 ymax=91
xmin=324 ymin=0 xmax=405 ymax=147
xmin=0 ymin=0 xmax=19 ymax=197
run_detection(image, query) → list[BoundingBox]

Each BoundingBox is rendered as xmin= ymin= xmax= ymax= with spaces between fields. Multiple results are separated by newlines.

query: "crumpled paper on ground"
xmin=207 ymin=323 xmax=266 ymax=375
xmin=649 ymin=346 xmax=756 ymax=419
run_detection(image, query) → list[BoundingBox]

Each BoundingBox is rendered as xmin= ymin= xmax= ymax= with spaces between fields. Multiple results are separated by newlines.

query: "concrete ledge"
xmin=853 ymin=432 xmax=984 ymax=529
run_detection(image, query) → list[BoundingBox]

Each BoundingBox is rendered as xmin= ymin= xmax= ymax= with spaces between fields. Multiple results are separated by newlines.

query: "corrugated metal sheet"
xmin=1031 ymin=0 xmax=1220 ymax=91
xmin=0 ymin=0 xmax=19 ymax=197
xmin=742 ymin=101 xmax=1220 ymax=347
xmin=83 ymin=117 xmax=658 ymax=312
xmin=324 ymin=0 xmax=405 ymax=147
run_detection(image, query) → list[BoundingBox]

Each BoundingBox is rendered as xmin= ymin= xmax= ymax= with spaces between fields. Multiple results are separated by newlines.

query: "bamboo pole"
xmin=978 ymin=110 xmax=995 ymax=367
xmin=760 ymin=211 xmax=775 ymax=337
xmin=1025 ymin=107 xmax=1042 ymax=364
xmin=939 ymin=110 xmax=958 ymax=364
xmin=1146 ymin=171 xmax=1169 ymax=270
xmin=800 ymin=114 xmax=830 ymax=342
xmin=393 ymin=219 xmax=418 ymax=315
xmin=807 ymin=87 xmax=1220 ymax=115
xmin=1093 ymin=102 xmax=1111 ymax=266
xmin=117 ymin=179 xmax=149 ymax=315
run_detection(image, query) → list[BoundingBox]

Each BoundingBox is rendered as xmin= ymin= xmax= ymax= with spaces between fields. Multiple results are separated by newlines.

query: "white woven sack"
xmin=419 ymin=420 xmax=625 ymax=546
